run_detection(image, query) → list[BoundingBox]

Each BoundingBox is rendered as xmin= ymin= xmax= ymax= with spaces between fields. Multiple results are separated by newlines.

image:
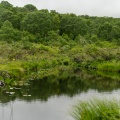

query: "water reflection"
xmin=0 ymin=70 xmax=120 ymax=103
xmin=1 ymin=91 xmax=120 ymax=120
xmin=0 ymin=70 xmax=120 ymax=120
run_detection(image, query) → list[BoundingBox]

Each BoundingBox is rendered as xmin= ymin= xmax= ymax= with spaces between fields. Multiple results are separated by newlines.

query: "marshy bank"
xmin=1 ymin=41 xmax=120 ymax=86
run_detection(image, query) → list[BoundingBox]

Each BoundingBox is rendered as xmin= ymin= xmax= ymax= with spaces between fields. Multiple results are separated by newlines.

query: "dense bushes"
xmin=1 ymin=39 xmax=120 ymax=81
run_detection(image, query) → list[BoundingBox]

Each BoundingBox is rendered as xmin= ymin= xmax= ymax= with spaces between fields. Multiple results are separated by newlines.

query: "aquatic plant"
xmin=71 ymin=98 xmax=120 ymax=120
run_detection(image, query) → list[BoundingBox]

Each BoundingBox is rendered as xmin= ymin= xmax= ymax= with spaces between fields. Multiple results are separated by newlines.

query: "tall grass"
xmin=97 ymin=61 xmax=120 ymax=72
xmin=71 ymin=98 xmax=120 ymax=120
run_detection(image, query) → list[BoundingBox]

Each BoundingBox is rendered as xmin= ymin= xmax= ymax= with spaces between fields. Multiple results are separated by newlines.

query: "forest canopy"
xmin=0 ymin=0 xmax=120 ymax=43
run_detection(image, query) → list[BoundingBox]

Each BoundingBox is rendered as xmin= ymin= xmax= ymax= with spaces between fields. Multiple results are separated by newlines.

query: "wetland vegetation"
xmin=72 ymin=98 xmax=120 ymax=120
xmin=0 ymin=1 xmax=120 ymax=120
xmin=0 ymin=1 xmax=120 ymax=83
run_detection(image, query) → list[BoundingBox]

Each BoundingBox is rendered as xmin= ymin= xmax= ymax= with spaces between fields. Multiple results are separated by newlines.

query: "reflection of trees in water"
xmin=10 ymin=101 xmax=13 ymax=120
xmin=1 ymin=100 xmax=13 ymax=120
xmin=0 ymin=70 xmax=120 ymax=103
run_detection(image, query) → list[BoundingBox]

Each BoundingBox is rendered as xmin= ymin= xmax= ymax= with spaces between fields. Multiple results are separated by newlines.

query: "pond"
xmin=0 ymin=70 xmax=120 ymax=120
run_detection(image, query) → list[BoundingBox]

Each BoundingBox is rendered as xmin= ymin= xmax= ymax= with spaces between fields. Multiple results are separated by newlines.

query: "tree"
xmin=60 ymin=14 xmax=88 ymax=39
xmin=21 ymin=11 xmax=53 ymax=38
xmin=111 ymin=23 xmax=120 ymax=39
xmin=24 ymin=4 xmax=37 ymax=12
xmin=50 ymin=10 xmax=60 ymax=31
xmin=98 ymin=22 xmax=113 ymax=40
xmin=0 ymin=20 xmax=21 ymax=42
xmin=0 ymin=8 xmax=13 ymax=22
xmin=0 ymin=1 xmax=13 ymax=9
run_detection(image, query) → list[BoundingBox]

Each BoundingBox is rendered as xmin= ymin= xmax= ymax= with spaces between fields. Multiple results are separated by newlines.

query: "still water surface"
xmin=0 ymin=70 xmax=120 ymax=120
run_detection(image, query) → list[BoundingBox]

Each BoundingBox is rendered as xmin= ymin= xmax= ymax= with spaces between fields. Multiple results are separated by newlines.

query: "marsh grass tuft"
xmin=97 ymin=61 xmax=120 ymax=72
xmin=71 ymin=98 xmax=120 ymax=120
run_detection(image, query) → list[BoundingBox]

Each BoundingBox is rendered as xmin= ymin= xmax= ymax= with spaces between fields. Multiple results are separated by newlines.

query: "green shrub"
xmin=21 ymin=62 xmax=39 ymax=72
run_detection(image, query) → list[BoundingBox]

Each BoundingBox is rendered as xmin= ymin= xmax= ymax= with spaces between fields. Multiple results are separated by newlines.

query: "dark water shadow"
xmin=0 ymin=69 xmax=120 ymax=103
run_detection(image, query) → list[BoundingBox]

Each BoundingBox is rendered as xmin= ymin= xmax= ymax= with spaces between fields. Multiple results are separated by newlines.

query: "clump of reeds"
xmin=71 ymin=98 xmax=120 ymax=120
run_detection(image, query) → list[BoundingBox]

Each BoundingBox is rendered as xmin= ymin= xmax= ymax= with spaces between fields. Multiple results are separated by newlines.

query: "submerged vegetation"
xmin=0 ymin=1 xmax=120 ymax=83
xmin=72 ymin=98 xmax=120 ymax=120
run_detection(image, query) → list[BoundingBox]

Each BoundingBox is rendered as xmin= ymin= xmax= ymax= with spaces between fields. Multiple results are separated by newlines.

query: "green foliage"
xmin=22 ymin=62 xmax=39 ymax=72
xmin=98 ymin=22 xmax=113 ymax=40
xmin=24 ymin=4 xmax=37 ymax=12
xmin=0 ymin=1 xmax=120 ymax=43
xmin=0 ymin=1 xmax=120 ymax=82
xmin=21 ymin=31 xmax=35 ymax=42
xmin=21 ymin=11 xmax=53 ymax=37
xmin=90 ymin=34 xmax=99 ymax=42
xmin=0 ymin=20 xmax=21 ymax=42
xmin=97 ymin=61 xmax=120 ymax=72
xmin=72 ymin=98 xmax=120 ymax=120
xmin=0 ymin=1 xmax=13 ymax=9
xmin=0 ymin=8 xmax=13 ymax=24
xmin=60 ymin=14 xmax=88 ymax=39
